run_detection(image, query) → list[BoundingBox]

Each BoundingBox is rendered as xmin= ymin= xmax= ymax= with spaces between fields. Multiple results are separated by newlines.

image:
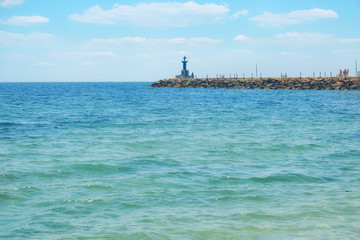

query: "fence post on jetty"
xmin=260 ymin=73 xmax=262 ymax=79
xmin=325 ymin=72 xmax=326 ymax=77
xmin=319 ymin=72 xmax=321 ymax=77
xmin=355 ymin=59 xmax=358 ymax=77
xmin=243 ymin=73 xmax=245 ymax=79
xmin=313 ymin=72 xmax=315 ymax=77
xmin=256 ymin=63 xmax=258 ymax=79
xmin=252 ymin=73 xmax=253 ymax=79
xmin=330 ymin=72 xmax=332 ymax=78
xmin=300 ymin=72 xmax=302 ymax=78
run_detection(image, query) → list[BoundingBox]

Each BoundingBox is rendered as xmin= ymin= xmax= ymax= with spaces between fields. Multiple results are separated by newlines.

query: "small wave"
xmin=241 ymin=195 xmax=267 ymax=201
xmin=0 ymin=193 xmax=22 ymax=201
xmin=250 ymin=173 xmax=331 ymax=183
xmin=0 ymin=122 xmax=19 ymax=126
xmin=85 ymin=184 xmax=113 ymax=190
xmin=270 ymin=143 xmax=324 ymax=152
xmin=214 ymin=196 xmax=239 ymax=202
xmin=237 ymin=212 xmax=280 ymax=220
xmin=0 ymin=173 xmax=18 ymax=180
xmin=208 ymin=176 xmax=245 ymax=185
xmin=349 ymin=177 xmax=360 ymax=183
xmin=0 ymin=121 xmax=50 ymax=127
xmin=68 ymin=163 xmax=130 ymax=175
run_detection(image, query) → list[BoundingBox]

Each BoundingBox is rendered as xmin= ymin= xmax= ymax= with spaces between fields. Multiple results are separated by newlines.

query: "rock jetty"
xmin=149 ymin=77 xmax=360 ymax=90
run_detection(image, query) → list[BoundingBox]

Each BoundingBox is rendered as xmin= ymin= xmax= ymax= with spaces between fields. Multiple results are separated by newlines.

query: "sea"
xmin=1 ymin=82 xmax=359 ymax=239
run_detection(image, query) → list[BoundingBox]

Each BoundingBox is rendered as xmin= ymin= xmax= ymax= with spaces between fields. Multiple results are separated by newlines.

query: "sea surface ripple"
xmin=1 ymin=82 xmax=360 ymax=239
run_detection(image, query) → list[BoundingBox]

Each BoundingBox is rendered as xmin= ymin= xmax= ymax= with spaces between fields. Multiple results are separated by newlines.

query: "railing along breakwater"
xmin=149 ymin=77 xmax=360 ymax=90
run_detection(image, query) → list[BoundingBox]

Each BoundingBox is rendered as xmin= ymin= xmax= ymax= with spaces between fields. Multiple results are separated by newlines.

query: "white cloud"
xmin=332 ymin=49 xmax=353 ymax=54
xmin=2 ymin=16 xmax=49 ymax=26
xmin=136 ymin=54 xmax=151 ymax=57
xmin=33 ymin=61 xmax=53 ymax=66
xmin=81 ymin=62 xmax=93 ymax=66
xmin=0 ymin=31 xmax=56 ymax=45
xmin=274 ymin=32 xmax=335 ymax=44
xmin=231 ymin=9 xmax=248 ymax=19
xmin=233 ymin=32 xmax=360 ymax=46
xmin=279 ymin=52 xmax=299 ymax=57
xmin=280 ymin=52 xmax=290 ymax=56
xmin=339 ymin=38 xmax=360 ymax=44
xmin=90 ymin=37 xmax=222 ymax=46
xmin=174 ymin=51 xmax=191 ymax=56
xmin=250 ymin=8 xmax=338 ymax=27
xmin=233 ymin=35 xmax=249 ymax=41
xmin=65 ymin=51 xmax=116 ymax=57
xmin=0 ymin=0 xmax=23 ymax=7
xmin=92 ymin=37 xmax=147 ymax=44
xmin=233 ymin=49 xmax=252 ymax=54
xmin=69 ymin=1 xmax=229 ymax=27
xmin=87 ymin=52 xmax=116 ymax=57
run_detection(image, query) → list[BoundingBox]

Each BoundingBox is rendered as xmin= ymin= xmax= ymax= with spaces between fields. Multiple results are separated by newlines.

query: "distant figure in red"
xmin=339 ymin=69 xmax=343 ymax=78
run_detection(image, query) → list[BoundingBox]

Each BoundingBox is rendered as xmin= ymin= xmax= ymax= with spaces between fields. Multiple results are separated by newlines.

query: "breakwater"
xmin=149 ymin=77 xmax=360 ymax=90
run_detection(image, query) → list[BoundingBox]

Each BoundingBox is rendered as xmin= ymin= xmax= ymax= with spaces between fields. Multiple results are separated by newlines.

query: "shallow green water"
xmin=1 ymin=82 xmax=360 ymax=239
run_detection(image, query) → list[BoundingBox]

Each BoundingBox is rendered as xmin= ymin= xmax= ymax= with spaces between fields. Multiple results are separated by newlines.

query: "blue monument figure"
xmin=176 ymin=56 xmax=193 ymax=78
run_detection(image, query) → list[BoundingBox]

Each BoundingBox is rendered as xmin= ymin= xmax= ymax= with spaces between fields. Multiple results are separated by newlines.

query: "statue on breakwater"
xmin=176 ymin=56 xmax=194 ymax=79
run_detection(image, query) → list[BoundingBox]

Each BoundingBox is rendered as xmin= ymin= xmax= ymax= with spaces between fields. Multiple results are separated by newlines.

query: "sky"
xmin=0 ymin=0 xmax=359 ymax=82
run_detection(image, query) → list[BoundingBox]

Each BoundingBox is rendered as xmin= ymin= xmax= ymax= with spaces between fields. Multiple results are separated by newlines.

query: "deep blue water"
xmin=1 ymin=82 xmax=360 ymax=239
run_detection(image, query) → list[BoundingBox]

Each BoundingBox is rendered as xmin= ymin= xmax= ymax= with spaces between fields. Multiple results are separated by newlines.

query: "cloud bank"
xmin=70 ymin=1 xmax=229 ymax=27
xmin=64 ymin=51 xmax=117 ymax=57
xmin=230 ymin=9 xmax=248 ymax=19
xmin=2 ymin=16 xmax=49 ymax=25
xmin=90 ymin=37 xmax=222 ymax=45
xmin=0 ymin=31 xmax=55 ymax=45
xmin=250 ymin=8 xmax=338 ymax=27
xmin=233 ymin=35 xmax=249 ymax=41
xmin=233 ymin=32 xmax=360 ymax=46
xmin=0 ymin=0 xmax=23 ymax=7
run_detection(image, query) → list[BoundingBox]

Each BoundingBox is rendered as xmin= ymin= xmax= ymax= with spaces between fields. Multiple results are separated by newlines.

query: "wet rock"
xmin=148 ymin=77 xmax=360 ymax=90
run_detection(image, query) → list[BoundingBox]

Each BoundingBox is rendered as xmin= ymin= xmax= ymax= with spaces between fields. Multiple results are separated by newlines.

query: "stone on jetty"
xmin=149 ymin=77 xmax=360 ymax=90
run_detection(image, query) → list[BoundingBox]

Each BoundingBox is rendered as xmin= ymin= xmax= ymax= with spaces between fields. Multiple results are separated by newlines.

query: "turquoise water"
xmin=1 ymin=82 xmax=360 ymax=239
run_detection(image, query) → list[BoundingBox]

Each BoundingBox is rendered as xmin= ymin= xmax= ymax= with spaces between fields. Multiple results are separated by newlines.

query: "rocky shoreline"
xmin=149 ymin=77 xmax=360 ymax=90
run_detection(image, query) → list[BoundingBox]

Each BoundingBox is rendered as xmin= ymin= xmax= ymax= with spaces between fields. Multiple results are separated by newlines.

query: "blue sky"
xmin=0 ymin=0 xmax=359 ymax=82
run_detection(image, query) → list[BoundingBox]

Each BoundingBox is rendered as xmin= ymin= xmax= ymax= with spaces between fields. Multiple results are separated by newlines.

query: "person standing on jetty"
xmin=338 ymin=69 xmax=350 ymax=79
